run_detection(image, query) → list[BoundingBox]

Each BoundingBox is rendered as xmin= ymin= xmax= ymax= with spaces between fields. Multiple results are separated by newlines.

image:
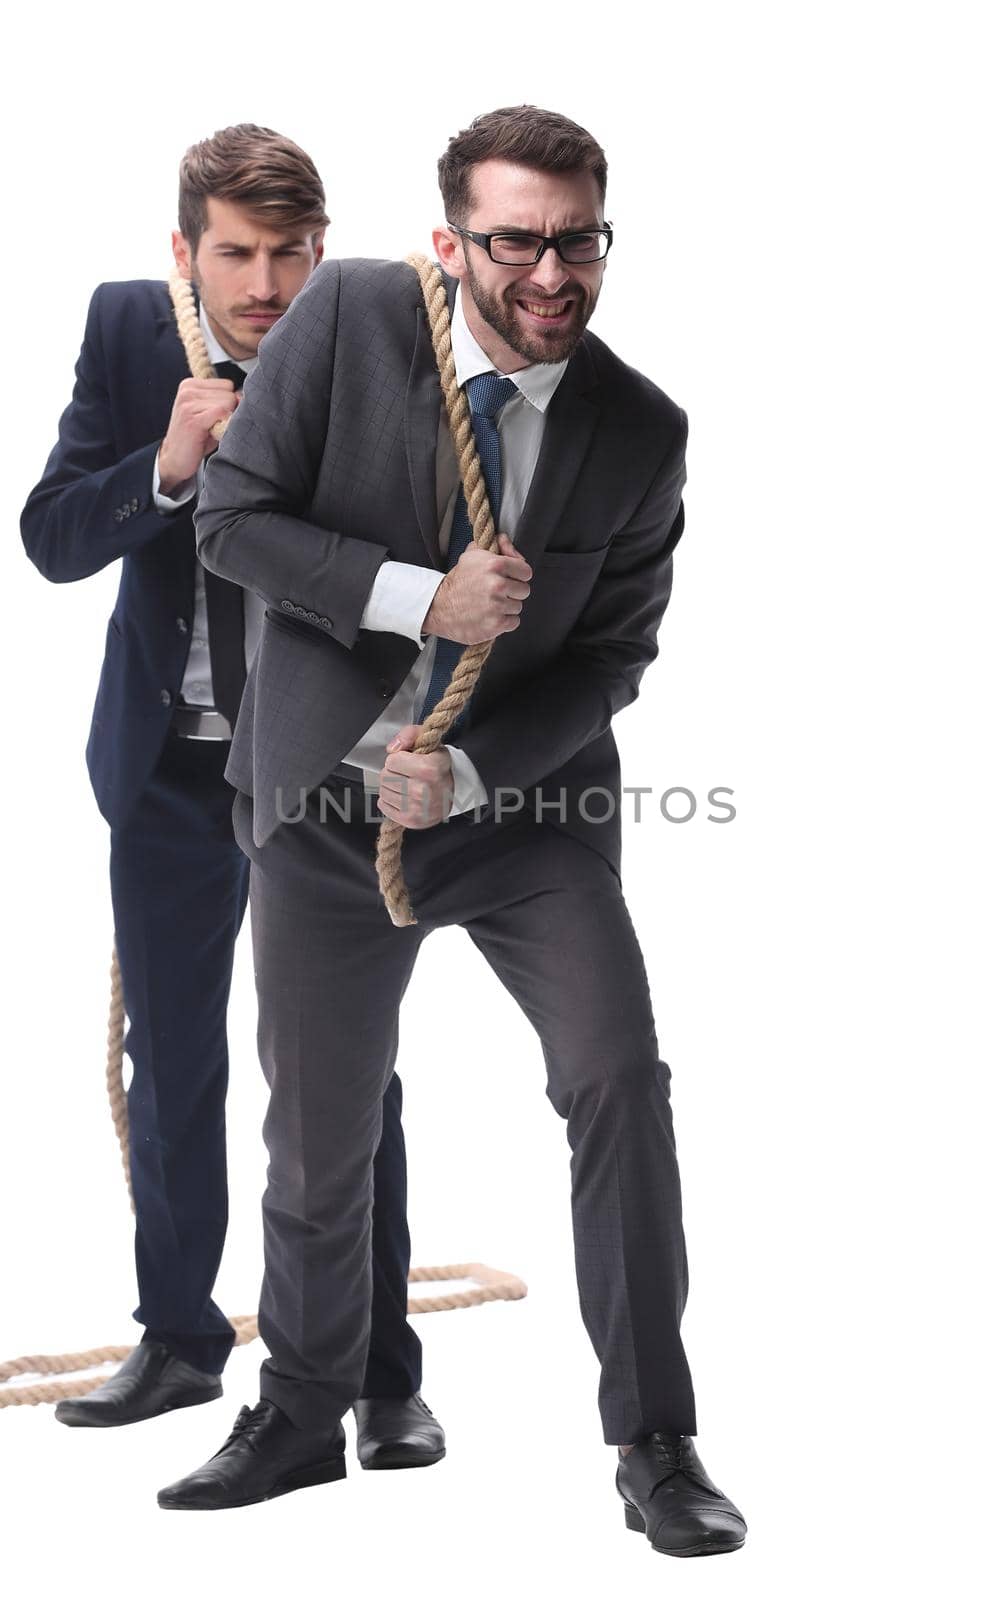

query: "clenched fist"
xmin=422 ymin=531 xmax=532 ymax=645
xmin=377 ymin=725 xmax=454 ymax=830
xmin=157 ymin=378 xmax=242 ymax=495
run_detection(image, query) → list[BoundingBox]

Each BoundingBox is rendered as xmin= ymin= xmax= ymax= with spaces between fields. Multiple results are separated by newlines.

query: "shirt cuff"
xmin=361 ymin=560 xmax=445 ymax=646
xmin=445 ymin=745 xmax=488 ymax=816
xmin=152 ymin=451 xmax=197 ymax=513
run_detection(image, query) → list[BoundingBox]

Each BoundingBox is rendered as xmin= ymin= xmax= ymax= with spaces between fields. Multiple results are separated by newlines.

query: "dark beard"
xmin=465 ymin=259 xmax=591 ymax=364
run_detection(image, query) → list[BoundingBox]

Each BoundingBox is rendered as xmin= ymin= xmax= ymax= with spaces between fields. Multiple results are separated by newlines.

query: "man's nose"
xmin=248 ymin=255 xmax=279 ymax=302
xmin=527 ymin=245 xmax=571 ymax=295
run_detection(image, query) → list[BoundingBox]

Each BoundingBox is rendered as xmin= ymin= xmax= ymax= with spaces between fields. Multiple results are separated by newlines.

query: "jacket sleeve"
xmin=195 ymin=261 xmax=390 ymax=653
xmin=458 ymin=414 xmax=688 ymax=803
xmin=20 ymin=284 xmax=180 ymax=583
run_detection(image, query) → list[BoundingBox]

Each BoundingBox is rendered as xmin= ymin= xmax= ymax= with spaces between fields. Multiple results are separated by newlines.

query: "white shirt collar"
xmin=198 ymin=302 xmax=257 ymax=373
xmin=450 ymin=282 xmax=568 ymax=414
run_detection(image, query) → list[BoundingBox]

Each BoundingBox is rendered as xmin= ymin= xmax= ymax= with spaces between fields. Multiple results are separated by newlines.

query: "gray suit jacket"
xmin=195 ymin=259 xmax=688 ymax=870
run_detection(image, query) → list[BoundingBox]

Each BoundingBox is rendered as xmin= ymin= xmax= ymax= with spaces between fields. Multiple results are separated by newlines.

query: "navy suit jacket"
xmin=21 ymin=279 xmax=235 ymax=828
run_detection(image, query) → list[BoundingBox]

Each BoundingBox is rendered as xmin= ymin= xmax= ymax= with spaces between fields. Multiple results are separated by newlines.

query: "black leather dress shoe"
xmin=54 ymin=1341 xmax=222 ymax=1428
xmin=616 ymin=1433 xmax=746 ymax=1557
xmin=158 ymin=1399 xmax=346 ymax=1510
xmin=353 ymin=1393 xmax=446 ymax=1469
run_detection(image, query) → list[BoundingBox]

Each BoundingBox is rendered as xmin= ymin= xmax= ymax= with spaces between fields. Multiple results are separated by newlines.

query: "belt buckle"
xmin=171 ymin=705 xmax=233 ymax=741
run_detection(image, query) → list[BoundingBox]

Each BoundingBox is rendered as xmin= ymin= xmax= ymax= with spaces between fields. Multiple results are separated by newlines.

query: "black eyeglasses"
xmin=447 ymin=222 xmax=614 ymax=266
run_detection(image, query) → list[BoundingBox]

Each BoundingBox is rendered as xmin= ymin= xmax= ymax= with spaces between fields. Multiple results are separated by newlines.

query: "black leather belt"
xmin=170 ymin=704 xmax=233 ymax=741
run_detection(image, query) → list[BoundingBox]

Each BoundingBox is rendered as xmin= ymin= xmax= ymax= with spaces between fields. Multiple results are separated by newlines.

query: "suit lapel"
xmin=403 ymin=270 xmax=454 ymax=569
xmin=511 ymin=340 xmax=601 ymax=569
xmin=153 ymin=286 xmax=193 ymax=398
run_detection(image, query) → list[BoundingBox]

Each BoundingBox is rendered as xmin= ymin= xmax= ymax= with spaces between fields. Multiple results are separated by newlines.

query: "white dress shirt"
xmin=340 ymin=286 xmax=568 ymax=813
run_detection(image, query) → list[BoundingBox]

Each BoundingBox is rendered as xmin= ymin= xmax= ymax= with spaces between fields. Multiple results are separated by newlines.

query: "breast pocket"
xmin=524 ymin=546 xmax=610 ymax=635
xmin=482 ymin=545 xmax=610 ymax=685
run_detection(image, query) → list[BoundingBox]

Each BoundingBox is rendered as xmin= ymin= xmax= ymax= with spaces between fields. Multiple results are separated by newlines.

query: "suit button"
xmin=379 ymin=681 xmax=391 ymax=699
xmin=159 ymin=689 xmax=172 ymax=707
xmin=307 ymin=611 xmax=319 ymax=623
xmin=113 ymin=510 xmax=123 ymax=524
xmin=130 ymin=498 xmax=139 ymax=512
xmin=176 ymin=617 xmax=189 ymax=633
xmin=320 ymin=617 xmax=332 ymax=630
xmin=294 ymin=605 xmax=306 ymax=617
xmin=281 ymin=599 xmax=294 ymax=611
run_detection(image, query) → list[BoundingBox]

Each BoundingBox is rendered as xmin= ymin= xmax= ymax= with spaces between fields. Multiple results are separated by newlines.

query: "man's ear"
xmin=432 ymin=223 xmax=466 ymax=280
xmin=171 ymin=229 xmax=193 ymax=280
xmin=312 ymin=227 xmax=326 ymax=267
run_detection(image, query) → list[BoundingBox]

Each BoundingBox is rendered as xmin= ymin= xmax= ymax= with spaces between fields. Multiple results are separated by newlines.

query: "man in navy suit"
xmin=20 ymin=123 xmax=445 ymax=1467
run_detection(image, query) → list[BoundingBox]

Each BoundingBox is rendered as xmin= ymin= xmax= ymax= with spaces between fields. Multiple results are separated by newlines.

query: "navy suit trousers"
xmin=110 ymin=732 xmax=421 ymax=1391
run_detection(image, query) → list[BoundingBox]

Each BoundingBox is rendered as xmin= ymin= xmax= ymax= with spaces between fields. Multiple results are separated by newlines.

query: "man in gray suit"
xmin=159 ymin=105 xmax=746 ymax=1559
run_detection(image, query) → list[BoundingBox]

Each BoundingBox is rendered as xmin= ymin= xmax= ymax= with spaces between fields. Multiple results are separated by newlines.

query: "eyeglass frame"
xmin=446 ymin=222 xmax=614 ymax=265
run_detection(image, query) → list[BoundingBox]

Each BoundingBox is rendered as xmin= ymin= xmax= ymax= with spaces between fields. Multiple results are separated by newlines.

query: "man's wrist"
xmin=154 ymin=444 xmax=197 ymax=507
xmin=156 ymin=444 xmax=180 ymax=495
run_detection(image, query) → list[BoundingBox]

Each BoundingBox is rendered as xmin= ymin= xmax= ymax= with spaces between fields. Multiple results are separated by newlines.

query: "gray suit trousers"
xmin=233 ymin=777 xmax=697 ymax=1445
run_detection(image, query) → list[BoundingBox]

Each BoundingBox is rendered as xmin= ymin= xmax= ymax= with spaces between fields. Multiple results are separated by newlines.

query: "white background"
xmin=0 ymin=2 xmax=999 ymax=1596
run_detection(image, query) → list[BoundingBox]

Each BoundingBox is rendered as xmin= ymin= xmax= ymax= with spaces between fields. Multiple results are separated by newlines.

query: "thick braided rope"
xmin=105 ymin=946 xmax=132 ymax=1204
xmin=405 ymin=1262 xmax=528 ymax=1313
xmin=0 ymin=1273 xmax=526 ymax=1407
xmin=166 ymin=270 xmax=229 ymax=437
xmin=1 ymin=267 xmax=528 ymax=1410
xmin=375 ymin=254 xmax=502 ymax=927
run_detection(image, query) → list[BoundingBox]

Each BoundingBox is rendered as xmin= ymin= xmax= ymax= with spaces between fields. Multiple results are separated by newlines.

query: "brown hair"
xmin=438 ymin=105 xmax=607 ymax=222
xmin=178 ymin=123 xmax=329 ymax=251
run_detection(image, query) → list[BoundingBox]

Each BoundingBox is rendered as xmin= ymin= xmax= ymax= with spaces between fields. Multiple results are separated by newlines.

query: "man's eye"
xmin=491 ymin=235 xmax=542 ymax=262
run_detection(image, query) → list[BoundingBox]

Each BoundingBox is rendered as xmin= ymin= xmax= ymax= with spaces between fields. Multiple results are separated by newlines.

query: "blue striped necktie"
xmin=418 ymin=372 xmax=518 ymax=732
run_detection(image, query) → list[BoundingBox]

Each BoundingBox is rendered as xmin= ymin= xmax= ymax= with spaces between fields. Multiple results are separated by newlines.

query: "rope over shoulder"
xmin=374 ymin=254 xmax=504 ymax=927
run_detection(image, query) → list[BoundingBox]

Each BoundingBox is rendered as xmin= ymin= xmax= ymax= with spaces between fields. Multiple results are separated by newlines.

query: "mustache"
xmin=503 ymin=284 xmax=587 ymax=306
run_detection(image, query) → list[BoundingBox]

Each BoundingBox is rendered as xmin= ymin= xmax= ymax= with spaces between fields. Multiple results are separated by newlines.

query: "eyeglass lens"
xmin=490 ymin=231 xmax=609 ymax=264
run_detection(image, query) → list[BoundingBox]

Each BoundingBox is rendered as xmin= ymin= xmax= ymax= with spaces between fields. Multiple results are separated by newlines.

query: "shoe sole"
xmin=359 ymin=1447 xmax=446 ymax=1471
xmin=55 ymin=1385 xmax=223 ymax=1428
xmin=623 ymin=1500 xmax=745 ymax=1558
xmin=158 ymin=1454 xmax=347 ymax=1511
